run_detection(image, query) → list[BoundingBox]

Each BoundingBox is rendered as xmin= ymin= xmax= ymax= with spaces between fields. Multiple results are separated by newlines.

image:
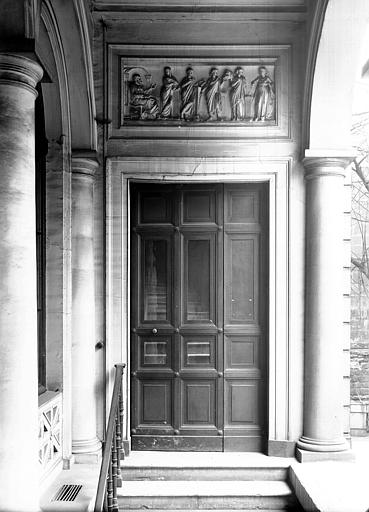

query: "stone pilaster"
xmin=296 ymin=154 xmax=353 ymax=462
xmin=0 ymin=53 xmax=43 ymax=511
xmin=71 ymin=152 xmax=101 ymax=461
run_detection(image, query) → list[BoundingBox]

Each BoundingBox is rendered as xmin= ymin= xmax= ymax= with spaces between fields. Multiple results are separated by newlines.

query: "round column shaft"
xmin=71 ymin=153 xmax=101 ymax=459
xmin=0 ymin=53 xmax=43 ymax=511
xmin=297 ymin=156 xmax=351 ymax=461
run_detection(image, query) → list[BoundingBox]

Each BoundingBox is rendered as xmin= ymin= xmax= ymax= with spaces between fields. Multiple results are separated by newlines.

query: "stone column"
xmin=71 ymin=152 xmax=101 ymax=461
xmin=296 ymin=154 xmax=353 ymax=462
xmin=0 ymin=54 xmax=43 ymax=511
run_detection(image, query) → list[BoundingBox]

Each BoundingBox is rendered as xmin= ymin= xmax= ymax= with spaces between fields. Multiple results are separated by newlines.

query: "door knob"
xmin=218 ymin=372 xmax=223 ymax=378
xmin=152 ymin=328 xmax=158 ymax=334
xmin=174 ymin=372 xmax=180 ymax=377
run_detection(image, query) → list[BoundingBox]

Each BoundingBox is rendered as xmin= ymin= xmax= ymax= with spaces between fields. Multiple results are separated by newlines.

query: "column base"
xmin=296 ymin=435 xmax=353 ymax=462
xmin=72 ymin=437 xmax=101 ymax=463
xmin=296 ymin=447 xmax=355 ymax=463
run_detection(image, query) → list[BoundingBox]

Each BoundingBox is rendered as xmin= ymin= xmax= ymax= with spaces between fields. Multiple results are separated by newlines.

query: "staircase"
xmin=117 ymin=452 xmax=302 ymax=511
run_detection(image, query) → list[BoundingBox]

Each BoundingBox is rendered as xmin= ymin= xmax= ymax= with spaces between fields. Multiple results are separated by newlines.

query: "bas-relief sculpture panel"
xmin=109 ymin=45 xmax=290 ymax=139
xmin=121 ymin=61 xmax=276 ymax=125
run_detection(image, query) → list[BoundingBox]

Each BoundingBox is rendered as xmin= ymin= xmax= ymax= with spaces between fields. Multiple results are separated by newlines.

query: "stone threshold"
xmin=121 ymin=450 xmax=294 ymax=468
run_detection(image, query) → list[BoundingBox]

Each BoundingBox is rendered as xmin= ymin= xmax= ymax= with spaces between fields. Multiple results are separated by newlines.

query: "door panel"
xmin=140 ymin=380 xmax=172 ymax=424
xmin=131 ymin=183 xmax=267 ymax=451
xmin=181 ymin=335 xmax=216 ymax=369
xmin=182 ymin=233 xmax=216 ymax=324
xmin=225 ymin=235 xmax=259 ymax=324
xmin=142 ymin=238 xmax=170 ymax=322
xmin=223 ymin=184 xmax=267 ymax=452
xmin=181 ymin=380 xmax=217 ymax=426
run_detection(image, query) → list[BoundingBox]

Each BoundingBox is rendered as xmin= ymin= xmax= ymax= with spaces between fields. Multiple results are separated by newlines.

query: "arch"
xmin=43 ymin=0 xmax=97 ymax=150
xmin=306 ymin=0 xmax=369 ymax=152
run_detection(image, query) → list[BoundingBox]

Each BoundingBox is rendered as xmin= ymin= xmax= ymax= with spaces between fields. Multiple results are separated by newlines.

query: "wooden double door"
xmin=130 ymin=183 xmax=268 ymax=451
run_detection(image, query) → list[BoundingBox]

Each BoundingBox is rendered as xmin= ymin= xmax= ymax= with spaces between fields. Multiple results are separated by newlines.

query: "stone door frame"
xmin=106 ymin=156 xmax=294 ymax=455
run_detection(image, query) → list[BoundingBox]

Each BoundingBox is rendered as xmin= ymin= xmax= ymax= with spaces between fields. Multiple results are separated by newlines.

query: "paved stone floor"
xmin=290 ymin=436 xmax=369 ymax=512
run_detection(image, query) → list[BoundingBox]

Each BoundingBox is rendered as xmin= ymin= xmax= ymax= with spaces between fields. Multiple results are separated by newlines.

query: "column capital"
xmin=0 ymin=53 xmax=43 ymax=95
xmin=72 ymin=150 xmax=99 ymax=177
xmin=303 ymin=150 xmax=354 ymax=180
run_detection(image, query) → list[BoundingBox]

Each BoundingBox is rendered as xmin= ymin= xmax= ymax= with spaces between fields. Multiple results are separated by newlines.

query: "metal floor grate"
xmin=52 ymin=484 xmax=82 ymax=502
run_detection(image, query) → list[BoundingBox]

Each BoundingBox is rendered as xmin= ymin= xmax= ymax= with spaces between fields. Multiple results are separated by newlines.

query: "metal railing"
xmin=95 ymin=363 xmax=126 ymax=512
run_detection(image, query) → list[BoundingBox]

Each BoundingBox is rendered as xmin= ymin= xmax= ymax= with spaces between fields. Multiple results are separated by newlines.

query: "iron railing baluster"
xmin=94 ymin=364 xmax=126 ymax=512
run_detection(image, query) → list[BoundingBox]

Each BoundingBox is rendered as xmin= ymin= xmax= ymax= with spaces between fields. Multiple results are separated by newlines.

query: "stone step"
xmin=120 ymin=466 xmax=288 ymax=481
xmin=117 ymin=480 xmax=297 ymax=510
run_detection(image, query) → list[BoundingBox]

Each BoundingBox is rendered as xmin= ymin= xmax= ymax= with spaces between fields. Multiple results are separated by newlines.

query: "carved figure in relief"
xmin=179 ymin=67 xmax=196 ymax=120
xmin=230 ymin=66 xmax=248 ymax=121
xmin=250 ymin=66 xmax=275 ymax=122
xmin=128 ymin=73 xmax=159 ymax=120
xmin=200 ymin=67 xmax=222 ymax=121
xmin=160 ymin=66 xmax=179 ymax=118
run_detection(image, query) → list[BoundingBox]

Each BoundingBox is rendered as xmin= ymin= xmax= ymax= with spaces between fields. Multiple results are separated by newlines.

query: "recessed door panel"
xmin=183 ymin=234 xmax=216 ymax=324
xmin=225 ymin=190 xmax=260 ymax=224
xmin=225 ymin=335 xmax=259 ymax=369
xmin=181 ymin=380 xmax=217 ymax=426
xmin=181 ymin=335 xmax=216 ymax=369
xmin=183 ymin=190 xmax=216 ymax=223
xmin=140 ymin=236 xmax=172 ymax=324
xmin=131 ymin=183 xmax=267 ymax=452
xmin=225 ymin=234 xmax=259 ymax=325
xmin=225 ymin=380 xmax=259 ymax=425
xmin=139 ymin=191 xmax=173 ymax=224
xmin=137 ymin=379 xmax=173 ymax=426
xmin=138 ymin=335 xmax=172 ymax=369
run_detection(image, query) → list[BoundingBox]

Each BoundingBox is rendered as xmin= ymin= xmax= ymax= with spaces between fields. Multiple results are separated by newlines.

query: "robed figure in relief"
xmin=230 ymin=66 xmax=248 ymax=121
xmin=250 ymin=66 xmax=275 ymax=122
xmin=200 ymin=67 xmax=222 ymax=121
xmin=160 ymin=66 xmax=179 ymax=118
xmin=179 ymin=67 xmax=196 ymax=120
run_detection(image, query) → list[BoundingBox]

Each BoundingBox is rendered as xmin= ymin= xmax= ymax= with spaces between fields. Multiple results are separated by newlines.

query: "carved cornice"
xmin=92 ymin=0 xmax=307 ymax=13
xmin=72 ymin=150 xmax=99 ymax=177
xmin=0 ymin=53 xmax=43 ymax=95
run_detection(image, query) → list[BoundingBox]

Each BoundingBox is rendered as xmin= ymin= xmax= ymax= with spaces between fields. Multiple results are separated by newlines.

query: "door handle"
xmin=152 ymin=328 xmax=158 ymax=334
xmin=218 ymin=372 xmax=223 ymax=378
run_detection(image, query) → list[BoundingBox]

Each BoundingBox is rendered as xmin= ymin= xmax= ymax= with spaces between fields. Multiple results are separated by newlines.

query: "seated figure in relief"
xmin=128 ymin=73 xmax=159 ymax=120
xmin=250 ymin=66 xmax=275 ymax=122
